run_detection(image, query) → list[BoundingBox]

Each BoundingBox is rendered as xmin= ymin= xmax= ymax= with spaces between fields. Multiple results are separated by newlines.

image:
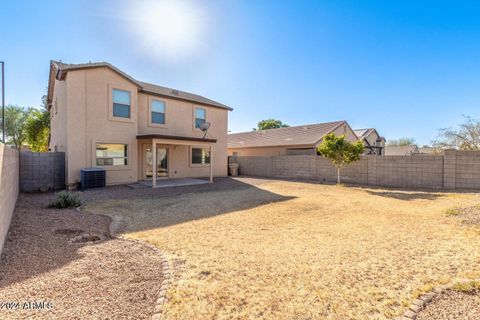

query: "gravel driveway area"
xmin=417 ymin=290 xmax=480 ymax=320
xmin=0 ymin=192 xmax=164 ymax=320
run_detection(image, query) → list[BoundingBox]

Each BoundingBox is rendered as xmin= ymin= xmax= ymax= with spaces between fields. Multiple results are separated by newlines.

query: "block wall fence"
xmin=20 ymin=151 xmax=65 ymax=192
xmin=231 ymin=150 xmax=480 ymax=190
xmin=0 ymin=144 xmax=19 ymax=256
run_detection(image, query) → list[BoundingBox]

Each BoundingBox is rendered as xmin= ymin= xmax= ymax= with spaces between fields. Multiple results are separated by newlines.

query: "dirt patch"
xmin=83 ymin=177 xmax=480 ymax=320
xmin=0 ymin=192 xmax=164 ymax=320
xmin=447 ymin=205 xmax=480 ymax=225
xmin=417 ymin=290 xmax=480 ymax=320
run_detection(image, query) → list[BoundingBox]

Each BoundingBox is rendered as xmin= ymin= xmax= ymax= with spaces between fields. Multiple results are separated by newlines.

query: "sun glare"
xmin=126 ymin=0 xmax=206 ymax=62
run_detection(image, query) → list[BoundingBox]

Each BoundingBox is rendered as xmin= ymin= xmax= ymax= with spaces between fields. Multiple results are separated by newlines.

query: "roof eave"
xmin=140 ymin=89 xmax=233 ymax=111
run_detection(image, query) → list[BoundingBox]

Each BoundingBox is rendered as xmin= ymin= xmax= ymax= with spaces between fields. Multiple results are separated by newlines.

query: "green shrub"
xmin=445 ymin=208 xmax=461 ymax=216
xmin=48 ymin=191 xmax=82 ymax=209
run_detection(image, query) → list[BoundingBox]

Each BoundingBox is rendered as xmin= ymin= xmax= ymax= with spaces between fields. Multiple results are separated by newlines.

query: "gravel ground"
xmin=453 ymin=205 xmax=480 ymax=225
xmin=0 ymin=192 xmax=164 ymax=320
xmin=417 ymin=290 xmax=480 ymax=320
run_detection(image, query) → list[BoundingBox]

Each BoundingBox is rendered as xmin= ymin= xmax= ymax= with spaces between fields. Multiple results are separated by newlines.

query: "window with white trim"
xmin=96 ymin=143 xmax=128 ymax=166
xmin=194 ymin=107 xmax=206 ymax=129
xmin=112 ymin=89 xmax=131 ymax=118
xmin=151 ymin=100 xmax=166 ymax=124
xmin=191 ymin=147 xmax=210 ymax=164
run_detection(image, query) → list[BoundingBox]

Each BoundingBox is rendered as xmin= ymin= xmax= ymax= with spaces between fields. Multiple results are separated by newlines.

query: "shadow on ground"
xmin=0 ymin=178 xmax=291 ymax=289
xmin=363 ymin=190 xmax=445 ymax=201
xmin=81 ymin=177 xmax=295 ymax=234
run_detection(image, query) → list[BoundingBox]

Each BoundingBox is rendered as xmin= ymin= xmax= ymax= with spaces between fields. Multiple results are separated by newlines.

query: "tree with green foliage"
xmin=25 ymin=95 xmax=50 ymax=152
xmin=253 ymin=119 xmax=289 ymax=131
xmin=317 ymin=133 xmax=364 ymax=184
xmin=386 ymin=137 xmax=415 ymax=146
xmin=4 ymin=105 xmax=29 ymax=149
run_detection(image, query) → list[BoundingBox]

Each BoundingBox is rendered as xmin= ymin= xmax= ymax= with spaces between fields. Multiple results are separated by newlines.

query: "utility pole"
xmin=1 ymin=61 xmax=4 ymax=144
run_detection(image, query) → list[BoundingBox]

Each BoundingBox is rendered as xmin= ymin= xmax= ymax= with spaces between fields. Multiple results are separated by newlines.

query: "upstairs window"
xmin=194 ymin=107 xmax=206 ymax=129
xmin=112 ymin=89 xmax=131 ymax=118
xmin=191 ymin=147 xmax=210 ymax=164
xmin=96 ymin=143 xmax=128 ymax=166
xmin=151 ymin=100 xmax=166 ymax=124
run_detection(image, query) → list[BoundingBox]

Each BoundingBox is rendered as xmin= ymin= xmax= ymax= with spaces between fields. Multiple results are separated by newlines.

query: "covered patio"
xmin=136 ymin=134 xmax=217 ymax=188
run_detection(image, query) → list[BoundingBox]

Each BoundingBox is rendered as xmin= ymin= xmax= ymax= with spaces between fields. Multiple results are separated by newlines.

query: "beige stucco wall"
xmin=50 ymin=67 xmax=229 ymax=186
xmin=0 ymin=144 xmax=19 ymax=255
xmin=137 ymin=90 xmax=228 ymax=178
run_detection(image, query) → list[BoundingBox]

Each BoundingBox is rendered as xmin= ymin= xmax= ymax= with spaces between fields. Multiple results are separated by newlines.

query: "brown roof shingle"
xmin=228 ymin=121 xmax=346 ymax=149
xmin=49 ymin=61 xmax=231 ymax=110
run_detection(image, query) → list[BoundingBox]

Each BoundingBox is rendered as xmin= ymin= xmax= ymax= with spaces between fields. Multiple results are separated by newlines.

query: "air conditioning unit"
xmin=80 ymin=168 xmax=106 ymax=191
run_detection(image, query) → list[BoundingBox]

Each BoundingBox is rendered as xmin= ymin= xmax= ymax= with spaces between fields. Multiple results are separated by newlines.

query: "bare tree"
xmin=433 ymin=116 xmax=480 ymax=150
xmin=386 ymin=137 xmax=415 ymax=146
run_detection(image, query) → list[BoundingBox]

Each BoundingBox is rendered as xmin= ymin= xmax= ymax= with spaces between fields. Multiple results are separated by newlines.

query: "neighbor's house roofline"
xmin=353 ymin=128 xmax=385 ymax=146
xmin=227 ymin=120 xmax=357 ymax=149
xmin=47 ymin=60 xmax=232 ymax=111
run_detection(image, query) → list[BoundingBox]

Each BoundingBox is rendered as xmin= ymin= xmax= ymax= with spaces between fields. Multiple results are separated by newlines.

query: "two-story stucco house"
xmin=47 ymin=61 xmax=232 ymax=188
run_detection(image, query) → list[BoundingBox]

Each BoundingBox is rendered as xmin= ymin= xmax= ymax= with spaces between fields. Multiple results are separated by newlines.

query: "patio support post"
xmin=152 ymin=139 xmax=157 ymax=187
xmin=209 ymin=145 xmax=213 ymax=183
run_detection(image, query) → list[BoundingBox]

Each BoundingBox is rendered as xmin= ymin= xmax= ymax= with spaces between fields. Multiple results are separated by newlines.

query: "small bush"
xmin=445 ymin=208 xmax=462 ymax=216
xmin=48 ymin=191 xmax=82 ymax=209
xmin=452 ymin=280 xmax=480 ymax=293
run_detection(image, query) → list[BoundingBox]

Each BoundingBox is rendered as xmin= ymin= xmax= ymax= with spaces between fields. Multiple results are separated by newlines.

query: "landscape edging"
xmin=394 ymin=280 xmax=479 ymax=320
xmin=76 ymin=205 xmax=171 ymax=320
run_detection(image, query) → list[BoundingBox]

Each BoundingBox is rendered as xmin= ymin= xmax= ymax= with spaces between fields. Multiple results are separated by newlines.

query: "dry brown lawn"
xmin=83 ymin=178 xmax=480 ymax=320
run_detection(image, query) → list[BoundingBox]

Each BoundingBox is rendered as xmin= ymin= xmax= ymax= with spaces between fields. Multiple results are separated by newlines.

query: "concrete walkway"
xmin=136 ymin=178 xmax=210 ymax=189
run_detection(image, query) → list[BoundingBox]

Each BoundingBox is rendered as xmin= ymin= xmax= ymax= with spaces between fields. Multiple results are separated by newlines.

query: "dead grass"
xmin=83 ymin=179 xmax=480 ymax=320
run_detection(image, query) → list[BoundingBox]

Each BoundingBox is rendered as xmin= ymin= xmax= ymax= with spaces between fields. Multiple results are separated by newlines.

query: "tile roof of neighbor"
xmin=228 ymin=121 xmax=345 ymax=149
xmin=50 ymin=61 xmax=232 ymax=110
xmin=353 ymin=128 xmax=374 ymax=140
xmin=384 ymin=145 xmax=419 ymax=156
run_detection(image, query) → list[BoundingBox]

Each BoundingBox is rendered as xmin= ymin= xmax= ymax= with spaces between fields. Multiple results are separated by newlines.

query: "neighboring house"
xmin=228 ymin=121 xmax=359 ymax=156
xmin=48 ymin=61 xmax=232 ymax=188
xmin=353 ymin=128 xmax=385 ymax=155
xmin=418 ymin=147 xmax=443 ymax=155
xmin=384 ymin=145 xmax=420 ymax=156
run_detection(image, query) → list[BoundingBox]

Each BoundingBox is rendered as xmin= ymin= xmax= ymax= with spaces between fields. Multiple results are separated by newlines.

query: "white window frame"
xmin=190 ymin=146 xmax=211 ymax=167
xmin=193 ymin=106 xmax=207 ymax=131
xmin=148 ymin=97 xmax=168 ymax=128
xmin=108 ymin=84 xmax=135 ymax=123
xmin=95 ymin=143 xmax=129 ymax=168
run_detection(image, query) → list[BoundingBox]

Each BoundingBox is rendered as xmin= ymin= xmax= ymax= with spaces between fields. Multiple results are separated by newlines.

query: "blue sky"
xmin=1 ymin=0 xmax=480 ymax=145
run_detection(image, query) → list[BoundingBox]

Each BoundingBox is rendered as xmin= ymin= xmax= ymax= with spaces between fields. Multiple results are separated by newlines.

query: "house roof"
xmin=228 ymin=121 xmax=346 ymax=149
xmin=47 ymin=61 xmax=232 ymax=111
xmin=354 ymin=128 xmax=374 ymax=140
xmin=384 ymin=145 xmax=419 ymax=156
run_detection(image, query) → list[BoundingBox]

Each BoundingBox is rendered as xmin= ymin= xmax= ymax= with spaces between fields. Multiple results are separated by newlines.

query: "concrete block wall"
xmin=452 ymin=151 xmax=480 ymax=189
xmin=20 ymin=151 xmax=65 ymax=192
xmin=0 ymin=144 xmax=19 ymax=256
xmin=272 ymin=156 xmax=316 ymax=178
xmin=234 ymin=150 xmax=480 ymax=190
xmin=236 ymin=156 xmax=273 ymax=177
xmin=374 ymin=156 xmax=444 ymax=189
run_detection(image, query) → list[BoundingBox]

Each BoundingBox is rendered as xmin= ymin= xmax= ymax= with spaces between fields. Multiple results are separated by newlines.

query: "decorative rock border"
xmin=118 ymin=236 xmax=172 ymax=320
xmin=76 ymin=205 xmax=172 ymax=319
xmin=394 ymin=281 xmax=477 ymax=320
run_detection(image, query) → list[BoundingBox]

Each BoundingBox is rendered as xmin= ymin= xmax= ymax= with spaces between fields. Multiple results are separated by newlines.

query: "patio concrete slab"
xmin=137 ymin=178 xmax=210 ymax=189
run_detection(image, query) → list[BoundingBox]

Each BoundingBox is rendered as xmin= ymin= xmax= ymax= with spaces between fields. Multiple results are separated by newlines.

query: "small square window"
xmin=191 ymin=147 xmax=210 ymax=164
xmin=96 ymin=143 xmax=128 ymax=166
xmin=151 ymin=100 xmax=166 ymax=124
xmin=195 ymin=107 xmax=206 ymax=129
xmin=112 ymin=89 xmax=131 ymax=118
